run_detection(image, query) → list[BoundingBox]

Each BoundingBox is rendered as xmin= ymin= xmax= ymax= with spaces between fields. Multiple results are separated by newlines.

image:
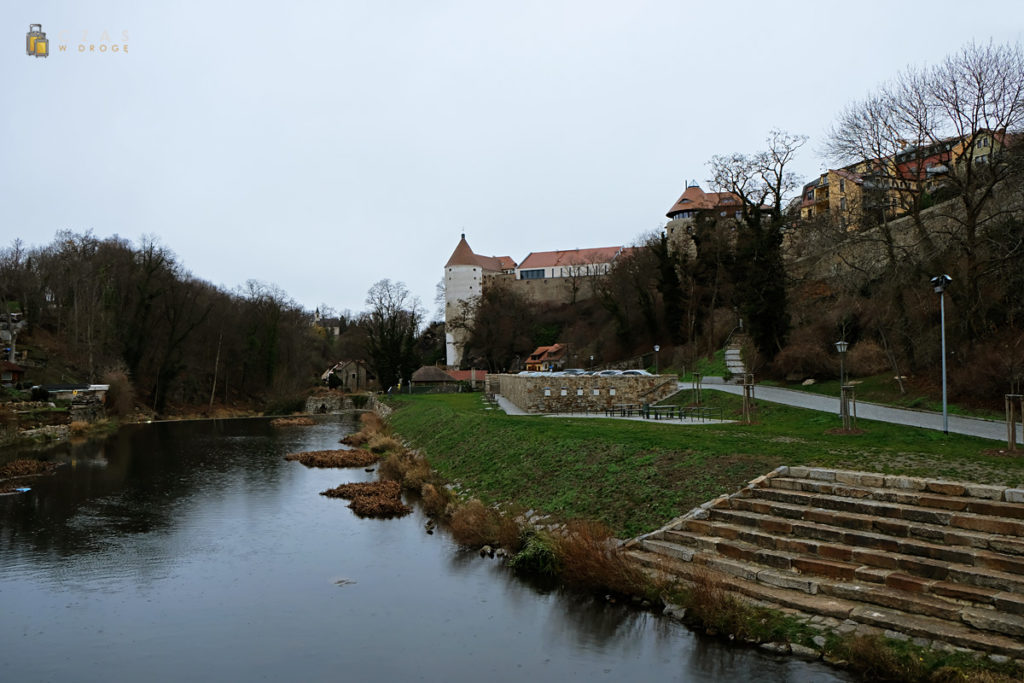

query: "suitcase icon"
xmin=27 ymin=24 xmax=48 ymax=58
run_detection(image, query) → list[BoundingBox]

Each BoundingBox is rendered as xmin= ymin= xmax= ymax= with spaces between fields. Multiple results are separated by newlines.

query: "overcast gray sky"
xmin=3 ymin=1 xmax=1022 ymax=320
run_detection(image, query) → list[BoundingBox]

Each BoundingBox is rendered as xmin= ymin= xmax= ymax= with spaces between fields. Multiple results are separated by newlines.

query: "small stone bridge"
xmin=626 ymin=466 xmax=1024 ymax=658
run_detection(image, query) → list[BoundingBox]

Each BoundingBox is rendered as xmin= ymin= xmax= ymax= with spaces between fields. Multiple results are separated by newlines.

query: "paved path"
xmin=692 ymin=377 xmax=1022 ymax=444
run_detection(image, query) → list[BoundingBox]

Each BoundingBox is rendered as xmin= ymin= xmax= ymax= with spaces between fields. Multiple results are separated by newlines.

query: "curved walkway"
xmin=693 ymin=377 xmax=1022 ymax=444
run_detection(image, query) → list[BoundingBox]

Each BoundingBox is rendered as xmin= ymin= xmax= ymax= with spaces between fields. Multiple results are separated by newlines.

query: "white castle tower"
xmin=444 ymin=235 xmax=515 ymax=367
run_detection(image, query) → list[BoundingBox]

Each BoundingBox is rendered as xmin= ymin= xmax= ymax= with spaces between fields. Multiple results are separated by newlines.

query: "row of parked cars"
xmin=517 ymin=368 xmax=654 ymax=377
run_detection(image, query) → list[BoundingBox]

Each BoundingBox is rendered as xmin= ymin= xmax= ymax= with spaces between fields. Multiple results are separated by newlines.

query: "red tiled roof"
xmin=445 ymin=236 xmax=516 ymax=271
xmin=666 ymin=185 xmax=743 ymax=218
xmin=518 ymin=246 xmax=623 ymax=270
xmin=527 ymin=343 xmax=566 ymax=362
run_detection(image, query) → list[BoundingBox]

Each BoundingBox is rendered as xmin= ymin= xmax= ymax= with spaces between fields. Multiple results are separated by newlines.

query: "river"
xmin=0 ymin=416 xmax=852 ymax=682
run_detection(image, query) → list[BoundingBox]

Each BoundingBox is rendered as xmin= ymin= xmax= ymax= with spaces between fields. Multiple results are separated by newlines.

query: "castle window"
xmin=520 ymin=269 xmax=544 ymax=280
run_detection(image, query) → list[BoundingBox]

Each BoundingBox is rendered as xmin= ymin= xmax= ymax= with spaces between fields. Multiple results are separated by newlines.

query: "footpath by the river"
xmin=693 ymin=377 xmax=1022 ymax=444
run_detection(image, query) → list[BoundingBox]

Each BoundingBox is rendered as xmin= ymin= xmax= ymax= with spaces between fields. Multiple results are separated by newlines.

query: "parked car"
xmin=561 ymin=368 xmax=589 ymax=376
xmin=595 ymin=369 xmax=622 ymax=376
xmin=620 ymin=369 xmax=653 ymax=376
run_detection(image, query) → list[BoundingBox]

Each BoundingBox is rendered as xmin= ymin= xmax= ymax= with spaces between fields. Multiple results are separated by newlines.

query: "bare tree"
xmin=365 ymin=279 xmax=422 ymax=390
xmin=708 ymin=130 xmax=807 ymax=358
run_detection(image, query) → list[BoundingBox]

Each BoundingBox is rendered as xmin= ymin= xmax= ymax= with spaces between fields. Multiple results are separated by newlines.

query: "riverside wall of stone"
xmin=304 ymin=394 xmax=354 ymax=413
xmin=496 ymin=374 xmax=678 ymax=413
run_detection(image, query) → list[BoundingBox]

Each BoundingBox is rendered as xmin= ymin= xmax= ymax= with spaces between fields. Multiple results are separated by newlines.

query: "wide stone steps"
xmin=716 ymin=500 xmax=1024 ymax=578
xmin=673 ymin=519 xmax=1024 ymax=609
xmin=646 ymin=527 xmax=1024 ymax=621
xmin=761 ymin=477 xmax=1024 ymax=527
xmin=627 ymin=466 xmax=1024 ymax=656
xmin=628 ymin=548 xmax=1024 ymax=658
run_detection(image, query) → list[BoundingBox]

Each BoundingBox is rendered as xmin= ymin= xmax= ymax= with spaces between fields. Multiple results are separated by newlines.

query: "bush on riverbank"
xmin=449 ymin=499 xmax=522 ymax=551
xmin=367 ymin=434 xmax=402 ymax=454
xmin=341 ymin=412 xmax=387 ymax=447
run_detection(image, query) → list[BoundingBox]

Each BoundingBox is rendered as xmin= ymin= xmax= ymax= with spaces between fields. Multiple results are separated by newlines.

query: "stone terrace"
xmin=626 ymin=466 xmax=1024 ymax=658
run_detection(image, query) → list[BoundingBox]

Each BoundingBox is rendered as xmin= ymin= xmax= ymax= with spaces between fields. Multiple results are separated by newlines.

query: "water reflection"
xmin=0 ymin=415 xmax=851 ymax=682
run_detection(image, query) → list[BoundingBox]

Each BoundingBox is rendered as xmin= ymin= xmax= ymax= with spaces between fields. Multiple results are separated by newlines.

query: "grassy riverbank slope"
xmin=387 ymin=392 xmax=1024 ymax=537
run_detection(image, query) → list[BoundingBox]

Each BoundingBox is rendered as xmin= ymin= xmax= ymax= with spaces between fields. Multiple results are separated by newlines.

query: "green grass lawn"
xmin=387 ymin=392 xmax=1024 ymax=538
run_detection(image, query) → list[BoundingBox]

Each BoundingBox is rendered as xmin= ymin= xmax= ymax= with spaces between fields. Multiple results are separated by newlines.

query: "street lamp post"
xmin=931 ymin=275 xmax=952 ymax=435
xmin=834 ymin=340 xmax=848 ymax=387
xmin=654 ymin=345 xmax=660 ymax=375
xmin=589 ymin=355 xmax=594 ymax=370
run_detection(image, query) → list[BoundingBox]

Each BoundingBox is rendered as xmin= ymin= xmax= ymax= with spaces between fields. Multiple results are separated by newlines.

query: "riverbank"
xmin=386 ymin=393 xmax=1021 ymax=538
xmin=383 ymin=393 xmax=1024 ymax=682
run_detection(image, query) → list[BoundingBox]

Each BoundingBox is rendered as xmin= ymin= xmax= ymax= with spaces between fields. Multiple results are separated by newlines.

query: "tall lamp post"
xmin=654 ymin=345 xmax=660 ymax=374
xmin=931 ymin=275 xmax=952 ymax=435
xmin=834 ymin=340 xmax=848 ymax=387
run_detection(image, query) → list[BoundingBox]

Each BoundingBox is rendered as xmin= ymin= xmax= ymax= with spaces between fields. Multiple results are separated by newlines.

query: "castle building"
xmin=444 ymin=235 xmax=516 ymax=367
xmin=443 ymin=235 xmax=628 ymax=368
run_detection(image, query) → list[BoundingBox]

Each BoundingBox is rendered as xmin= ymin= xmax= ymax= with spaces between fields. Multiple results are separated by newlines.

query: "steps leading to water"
xmin=626 ymin=466 xmax=1024 ymax=657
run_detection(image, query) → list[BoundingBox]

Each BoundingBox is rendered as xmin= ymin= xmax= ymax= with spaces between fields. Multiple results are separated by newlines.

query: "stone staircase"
xmin=625 ymin=466 xmax=1024 ymax=657
xmin=724 ymin=334 xmax=747 ymax=381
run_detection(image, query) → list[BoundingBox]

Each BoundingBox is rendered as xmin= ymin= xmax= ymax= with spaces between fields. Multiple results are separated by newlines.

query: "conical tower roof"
xmin=445 ymin=234 xmax=479 ymax=267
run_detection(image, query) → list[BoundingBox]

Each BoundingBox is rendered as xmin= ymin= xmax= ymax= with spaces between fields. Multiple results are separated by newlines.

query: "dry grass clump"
xmin=341 ymin=412 xmax=387 ymax=447
xmin=319 ymin=479 xmax=410 ymax=518
xmin=347 ymin=493 xmax=412 ymax=518
xmin=319 ymin=478 xmax=410 ymax=518
xmin=420 ymin=483 xmax=454 ymax=518
xmin=284 ymin=449 xmax=378 ymax=468
xmin=360 ymin=411 xmax=384 ymax=432
xmin=377 ymin=449 xmax=431 ymax=491
xmin=367 ymin=434 xmax=402 ymax=454
xmin=69 ymin=421 xmax=90 ymax=436
xmin=0 ymin=459 xmax=59 ymax=479
xmin=270 ymin=416 xmax=315 ymax=427
xmin=320 ymin=480 xmax=401 ymax=499
xmin=681 ymin=567 xmax=758 ymax=639
xmin=341 ymin=431 xmax=370 ymax=447
xmin=449 ymin=499 xmax=522 ymax=550
xmin=553 ymin=521 xmax=650 ymax=597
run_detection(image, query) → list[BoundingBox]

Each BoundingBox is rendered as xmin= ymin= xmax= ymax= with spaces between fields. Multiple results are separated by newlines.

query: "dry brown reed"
xmin=270 ymin=416 xmax=315 ymax=427
xmin=359 ymin=411 xmax=384 ymax=433
xmin=0 ymin=459 xmax=59 ymax=479
xmin=320 ymin=480 xmax=402 ymax=499
xmin=69 ymin=421 xmax=90 ymax=436
xmin=340 ymin=412 xmax=386 ymax=447
xmin=419 ymin=483 xmax=453 ymax=518
xmin=449 ymin=499 xmax=522 ymax=551
xmin=367 ymin=434 xmax=402 ymax=454
xmin=680 ymin=566 xmax=756 ymax=638
xmin=340 ymin=431 xmax=370 ymax=447
xmin=284 ymin=449 xmax=378 ymax=468
xmin=347 ymin=493 xmax=412 ymax=518
xmin=553 ymin=520 xmax=651 ymax=597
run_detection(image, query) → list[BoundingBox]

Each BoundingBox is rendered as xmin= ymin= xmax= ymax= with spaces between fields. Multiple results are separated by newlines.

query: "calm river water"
xmin=0 ymin=416 xmax=852 ymax=682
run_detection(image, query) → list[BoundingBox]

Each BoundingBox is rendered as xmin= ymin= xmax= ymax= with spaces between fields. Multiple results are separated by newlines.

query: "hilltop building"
xmin=800 ymin=130 xmax=1011 ymax=230
xmin=443 ymin=235 xmax=630 ymax=367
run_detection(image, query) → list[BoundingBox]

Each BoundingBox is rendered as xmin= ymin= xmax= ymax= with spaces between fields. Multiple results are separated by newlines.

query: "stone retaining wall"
xmin=304 ymin=394 xmax=354 ymax=413
xmin=496 ymin=373 xmax=677 ymax=413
